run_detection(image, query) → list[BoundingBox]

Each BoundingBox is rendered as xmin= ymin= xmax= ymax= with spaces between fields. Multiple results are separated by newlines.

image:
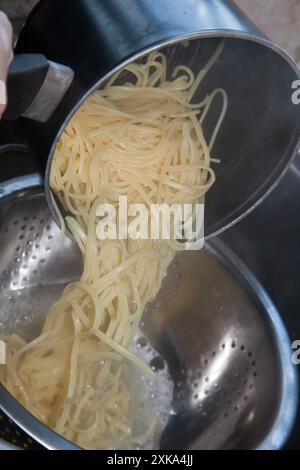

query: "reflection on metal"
xmin=23 ymin=61 xmax=74 ymax=123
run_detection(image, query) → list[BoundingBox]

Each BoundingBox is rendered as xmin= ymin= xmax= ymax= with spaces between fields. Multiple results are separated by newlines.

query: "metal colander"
xmin=0 ymin=175 xmax=298 ymax=450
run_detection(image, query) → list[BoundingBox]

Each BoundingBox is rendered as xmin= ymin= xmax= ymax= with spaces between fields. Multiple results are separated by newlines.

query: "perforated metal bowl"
xmin=0 ymin=175 xmax=298 ymax=450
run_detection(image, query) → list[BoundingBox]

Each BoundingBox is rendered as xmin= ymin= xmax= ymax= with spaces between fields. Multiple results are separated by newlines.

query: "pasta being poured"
xmin=0 ymin=42 xmax=227 ymax=449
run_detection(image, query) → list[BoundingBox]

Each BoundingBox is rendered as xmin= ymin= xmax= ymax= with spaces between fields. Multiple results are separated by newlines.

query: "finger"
xmin=0 ymin=12 xmax=13 ymax=119
xmin=0 ymin=12 xmax=13 ymax=80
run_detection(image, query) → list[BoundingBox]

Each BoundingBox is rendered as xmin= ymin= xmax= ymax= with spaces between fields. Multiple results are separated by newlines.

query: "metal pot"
xmin=0 ymin=0 xmax=300 ymax=451
xmin=2 ymin=0 xmax=300 ymax=239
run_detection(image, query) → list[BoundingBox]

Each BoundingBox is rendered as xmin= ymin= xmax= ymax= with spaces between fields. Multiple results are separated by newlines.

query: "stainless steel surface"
xmin=220 ymin=153 xmax=300 ymax=450
xmin=0 ymin=176 xmax=297 ymax=450
xmin=10 ymin=0 xmax=300 ymax=240
xmin=22 ymin=60 xmax=74 ymax=123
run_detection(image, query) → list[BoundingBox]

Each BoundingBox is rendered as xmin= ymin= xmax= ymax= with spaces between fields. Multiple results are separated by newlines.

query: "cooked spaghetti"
xmin=0 ymin=42 xmax=227 ymax=449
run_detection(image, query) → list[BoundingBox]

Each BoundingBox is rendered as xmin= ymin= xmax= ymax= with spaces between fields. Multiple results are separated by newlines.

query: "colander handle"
xmin=3 ymin=54 xmax=74 ymax=123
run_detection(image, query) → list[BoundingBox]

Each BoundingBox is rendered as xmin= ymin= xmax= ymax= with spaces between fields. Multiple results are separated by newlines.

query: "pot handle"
xmin=3 ymin=54 xmax=74 ymax=123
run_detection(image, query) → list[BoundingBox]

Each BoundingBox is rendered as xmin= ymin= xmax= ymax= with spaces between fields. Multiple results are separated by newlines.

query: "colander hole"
xmin=213 ymin=383 xmax=219 ymax=389
xmin=12 ymin=438 xmax=17 ymax=444
xmin=224 ymin=412 xmax=228 ymax=418
xmin=204 ymin=359 xmax=208 ymax=365
xmin=33 ymin=270 xmax=37 ymax=275
xmin=32 ymin=216 xmax=37 ymax=220
xmin=13 ymin=220 xmax=19 ymax=225
xmin=23 ymin=216 xmax=28 ymax=221
xmin=35 ymin=244 xmax=40 ymax=249
xmin=45 ymin=247 xmax=51 ymax=252
xmin=253 ymin=371 xmax=257 ymax=377
xmin=193 ymin=382 xmax=198 ymax=388
xmin=244 ymin=367 xmax=249 ymax=373
xmin=25 ymin=251 xmax=30 ymax=256
xmin=193 ymin=393 xmax=198 ymax=400
xmin=204 ymin=390 xmax=209 ymax=395
xmin=212 ymin=350 xmax=216 ymax=357
xmin=23 ymin=443 xmax=28 ymax=449
xmin=238 ymin=391 xmax=242 ymax=397
xmin=150 ymin=356 xmax=164 ymax=371
xmin=244 ymin=395 xmax=248 ymax=402
xmin=197 ymin=371 xmax=202 ymax=378
xmin=12 ymin=281 xmax=17 ymax=286
xmin=19 ymin=235 xmax=24 ymax=240
xmin=231 ymin=341 xmax=236 ymax=348
xmin=249 ymin=384 xmax=254 ymax=390
xmin=34 ymin=233 xmax=39 ymax=239
xmin=240 ymin=345 xmax=245 ymax=351
xmin=23 ymin=277 xmax=28 ymax=282
xmin=29 ymin=226 xmax=34 ymax=231
xmin=40 ymin=219 xmax=44 ymax=224
xmin=46 ymin=225 xmax=51 ymax=231
xmin=23 ymin=265 xmax=28 ymax=270
xmin=227 ymin=400 xmax=232 ymax=405
xmin=40 ymin=259 xmax=46 ymax=264
xmin=221 ymin=343 xmax=225 ymax=349
xmin=243 ymin=379 xmax=247 ymax=385
xmin=235 ymin=405 xmax=240 ymax=412
xmin=48 ymin=235 xmax=53 ymax=240
xmin=15 ymin=430 xmax=20 ymax=437
xmin=21 ymin=225 xmax=26 ymax=231
xmin=136 ymin=336 xmax=147 ymax=348
xmin=205 ymin=377 xmax=209 ymax=383
xmin=15 ymin=247 xmax=20 ymax=252
xmin=252 ymin=361 xmax=256 ymax=367
xmin=248 ymin=352 xmax=252 ymax=358
xmin=32 ymin=255 xmax=37 ymax=260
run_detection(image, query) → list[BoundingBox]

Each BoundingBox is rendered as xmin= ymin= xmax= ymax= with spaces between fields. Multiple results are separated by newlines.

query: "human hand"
xmin=0 ymin=11 xmax=13 ymax=118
